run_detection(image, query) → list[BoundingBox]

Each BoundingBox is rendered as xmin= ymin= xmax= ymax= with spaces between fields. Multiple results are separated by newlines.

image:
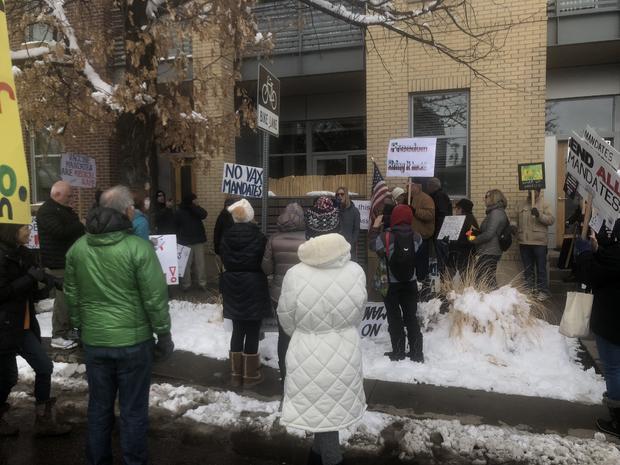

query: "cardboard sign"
xmin=177 ymin=244 xmax=190 ymax=278
xmin=60 ymin=154 xmax=96 ymax=188
xmin=221 ymin=162 xmax=263 ymax=198
xmin=359 ymin=302 xmax=389 ymax=339
xmin=352 ymin=200 xmax=371 ymax=230
xmin=27 ymin=216 xmax=39 ymax=249
xmin=386 ymin=138 xmax=436 ymax=177
xmin=0 ymin=5 xmax=31 ymax=224
xmin=437 ymin=215 xmax=466 ymax=241
xmin=149 ymin=234 xmax=179 ymax=285
xmin=518 ymin=162 xmax=546 ymax=191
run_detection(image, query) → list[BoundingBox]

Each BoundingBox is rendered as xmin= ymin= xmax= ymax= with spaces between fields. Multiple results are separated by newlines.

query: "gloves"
xmin=153 ymin=333 xmax=174 ymax=362
xmin=27 ymin=266 xmax=46 ymax=283
xmin=531 ymin=208 xmax=540 ymax=218
xmin=575 ymin=238 xmax=592 ymax=256
xmin=46 ymin=274 xmax=64 ymax=291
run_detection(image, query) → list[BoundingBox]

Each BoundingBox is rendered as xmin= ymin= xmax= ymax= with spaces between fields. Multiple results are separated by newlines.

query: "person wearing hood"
xmin=64 ymin=185 xmax=172 ymax=465
xmin=448 ymin=198 xmax=479 ymax=276
xmin=574 ymin=220 xmax=620 ymax=439
xmin=213 ymin=196 xmax=238 ymax=257
xmin=277 ymin=196 xmax=367 ymax=465
xmin=174 ymin=192 xmax=208 ymax=291
xmin=154 ymin=190 xmax=176 ymax=235
xmin=369 ymin=204 xmax=423 ymax=362
xmin=220 ymin=199 xmax=271 ymax=387
xmin=131 ymin=190 xmax=150 ymax=241
xmin=0 ymin=223 xmax=71 ymax=437
xmin=335 ymin=187 xmax=360 ymax=260
xmin=261 ymin=202 xmax=306 ymax=384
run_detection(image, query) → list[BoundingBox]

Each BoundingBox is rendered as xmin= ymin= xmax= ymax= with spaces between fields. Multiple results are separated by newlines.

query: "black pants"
xmin=230 ymin=320 xmax=261 ymax=354
xmin=383 ymin=281 xmax=423 ymax=355
xmin=277 ymin=320 xmax=291 ymax=385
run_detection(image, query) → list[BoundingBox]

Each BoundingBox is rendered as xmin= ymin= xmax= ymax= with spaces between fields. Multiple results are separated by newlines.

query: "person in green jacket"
xmin=64 ymin=185 xmax=173 ymax=465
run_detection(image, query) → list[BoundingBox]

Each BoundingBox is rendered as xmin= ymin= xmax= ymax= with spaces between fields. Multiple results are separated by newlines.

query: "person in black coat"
xmin=175 ymin=193 xmax=208 ymax=291
xmin=448 ymin=198 xmax=479 ymax=277
xmin=427 ymin=177 xmax=453 ymax=273
xmin=0 ymin=223 xmax=70 ymax=437
xmin=219 ymin=199 xmax=271 ymax=388
xmin=213 ymin=197 xmax=238 ymax=257
xmin=574 ymin=220 xmax=620 ymax=438
xmin=35 ymin=181 xmax=84 ymax=349
xmin=154 ymin=190 xmax=176 ymax=235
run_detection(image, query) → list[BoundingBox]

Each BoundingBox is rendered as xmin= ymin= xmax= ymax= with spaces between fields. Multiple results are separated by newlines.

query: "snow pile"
xmin=16 ymin=357 xmax=87 ymax=391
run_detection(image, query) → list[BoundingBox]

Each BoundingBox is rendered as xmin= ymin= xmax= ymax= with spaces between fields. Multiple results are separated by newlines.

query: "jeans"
xmin=476 ymin=255 xmax=500 ymax=289
xmin=0 ymin=330 xmax=53 ymax=404
xmin=49 ymin=268 xmax=71 ymax=339
xmin=519 ymin=245 xmax=549 ymax=294
xmin=230 ymin=320 xmax=261 ymax=354
xmin=596 ymin=335 xmax=620 ymax=402
xmin=383 ymin=281 xmax=422 ymax=354
xmin=180 ymin=243 xmax=207 ymax=290
xmin=312 ymin=431 xmax=342 ymax=465
xmin=84 ymin=340 xmax=153 ymax=465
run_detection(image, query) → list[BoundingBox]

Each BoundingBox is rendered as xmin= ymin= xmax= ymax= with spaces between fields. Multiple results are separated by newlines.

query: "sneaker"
xmin=50 ymin=338 xmax=78 ymax=350
xmin=66 ymin=329 xmax=80 ymax=341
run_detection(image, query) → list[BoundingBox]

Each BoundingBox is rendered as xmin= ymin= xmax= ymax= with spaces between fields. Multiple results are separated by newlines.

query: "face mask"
xmin=144 ymin=198 xmax=151 ymax=210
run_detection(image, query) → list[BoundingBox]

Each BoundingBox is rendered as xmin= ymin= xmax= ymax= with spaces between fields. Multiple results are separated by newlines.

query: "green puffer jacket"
xmin=64 ymin=207 xmax=170 ymax=347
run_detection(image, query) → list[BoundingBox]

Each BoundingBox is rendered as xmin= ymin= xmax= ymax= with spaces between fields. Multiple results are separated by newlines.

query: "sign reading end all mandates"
xmin=257 ymin=64 xmax=279 ymax=137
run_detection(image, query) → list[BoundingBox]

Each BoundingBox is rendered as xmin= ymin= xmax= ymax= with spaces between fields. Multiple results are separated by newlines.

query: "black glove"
xmin=153 ymin=333 xmax=174 ymax=362
xmin=48 ymin=275 xmax=64 ymax=291
xmin=531 ymin=208 xmax=540 ymax=218
xmin=27 ymin=266 xmax=46 ymax=283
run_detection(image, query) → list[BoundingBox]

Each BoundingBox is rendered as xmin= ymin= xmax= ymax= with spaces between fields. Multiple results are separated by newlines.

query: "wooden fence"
xmin=268 ymin=174 xmax=368 ymax=197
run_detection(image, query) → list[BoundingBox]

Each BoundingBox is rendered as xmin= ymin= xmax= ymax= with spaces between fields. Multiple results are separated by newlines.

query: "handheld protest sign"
xmin=518 ymin=162 xmax=545 ymax=192
xmin=386 ymin=138 xmax=436 ymax=178
xmin=221 ymin=162 xmax=263 ymax=198
xmin=0 ymin=1 xmax=32 ymax=224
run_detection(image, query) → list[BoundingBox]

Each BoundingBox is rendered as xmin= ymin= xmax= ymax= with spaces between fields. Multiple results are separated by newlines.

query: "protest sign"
xmin=352 ymin=200 xmax=371 ymax=230
xmin=60 ymin=154 xmax=97 ymax=188
xmin=149 ymin=234 xmax=180 ymax=285
xmin=437 ymin=215 xmax=466 ymax=241
xmin=386 ymin=138 xmax=436 ymax=177
xmin=518 ymin=162 xmax=545 ymax=191
xmin=359 ymin=302 xmax=389 ymax=339
xmin=221 ymin=162 xmax=263 ymax=198
xmin=0 ymin=4 xmax=31 ymax=224
xmin=566 ymin=133 xmax=620 ymax=231
xmin=584 ymin=126 xmax=620 ymax=171
xmin=27 ymin=217 xmax=39 ymax=249
xmin=177 ymin=244 xmax=190 ymax=278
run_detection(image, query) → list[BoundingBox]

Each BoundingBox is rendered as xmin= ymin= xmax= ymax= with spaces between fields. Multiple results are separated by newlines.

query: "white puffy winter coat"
xmin=277 ymin=233 xmax=367 ymax=432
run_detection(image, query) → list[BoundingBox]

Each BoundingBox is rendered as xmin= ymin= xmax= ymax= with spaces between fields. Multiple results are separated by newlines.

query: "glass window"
xmin=269 ymin=155 xmax=306 ymax=178
xmin=411 ymin=91 xmax=469 ymax=196
xmin=546 ymin=97 xmax=614 ymax=137
xmin=30 ymin=130 xmax=63 ymax=203
xmin=27 ymin=23 xmax=56 ymax=43
xmin=269 ymin=121 xmax=306 ymax=155
xmin=312 ymin=118 xmax=365 ymax=152
xmin=316 ymin=157 xmax=347 ymax=176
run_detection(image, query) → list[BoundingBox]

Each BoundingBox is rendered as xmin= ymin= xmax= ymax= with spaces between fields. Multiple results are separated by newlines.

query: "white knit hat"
xmin=391 ymin=187 xmax=405 ymax=201
xmin=227 ymin=199 xmax=254 ymax=223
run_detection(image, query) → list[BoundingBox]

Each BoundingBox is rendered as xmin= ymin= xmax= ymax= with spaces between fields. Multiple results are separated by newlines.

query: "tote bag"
xmin=559 ymin=292 xmax=594 ymax=338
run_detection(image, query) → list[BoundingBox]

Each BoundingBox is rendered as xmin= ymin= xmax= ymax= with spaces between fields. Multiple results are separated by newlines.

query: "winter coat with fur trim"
xmin=277 ymin=233 xmax=367 ymax=432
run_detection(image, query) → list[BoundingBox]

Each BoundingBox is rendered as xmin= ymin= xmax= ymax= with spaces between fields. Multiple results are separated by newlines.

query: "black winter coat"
xmin=213 ymin=208 xmax=234 ymax=256
xmin=175 ymin=203 xmax=207 ymax=245
xmin=36 ymin=199 xmax=85 ymax=269
xmin=449 ymin=213 xmax=479 ymax=273
xmin=0 ymin=242 xmax=44 ymax=354
xmin=430 ymin=189 xmax=453 ymax=239
xmin=575 ymin=245 xmax=620 ymax=345
xmin=219 ymin=223 xmax=271 ymax=321
xmin=154 ymin=204 xmax=176 ymax=235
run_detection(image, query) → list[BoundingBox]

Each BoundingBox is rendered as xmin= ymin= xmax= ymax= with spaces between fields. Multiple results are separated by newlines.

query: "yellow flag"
xmin=0 ymin=0 xmax=31 ymax=224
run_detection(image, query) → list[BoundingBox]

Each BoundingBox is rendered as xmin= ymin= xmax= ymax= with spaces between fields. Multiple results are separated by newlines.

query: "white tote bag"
xmin=559 ymin=292 xmax=594 ymax=338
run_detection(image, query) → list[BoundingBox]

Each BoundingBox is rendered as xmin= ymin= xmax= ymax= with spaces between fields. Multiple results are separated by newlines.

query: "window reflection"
xmin=546 ymin=97 xmax=614 ymax=137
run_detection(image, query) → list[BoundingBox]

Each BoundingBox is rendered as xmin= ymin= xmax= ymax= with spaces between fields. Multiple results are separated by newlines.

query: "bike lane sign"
xmin=257 ymin=64 xmax=279 ymax=137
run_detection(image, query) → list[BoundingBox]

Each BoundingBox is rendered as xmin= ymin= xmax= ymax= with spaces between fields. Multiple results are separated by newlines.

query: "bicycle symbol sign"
xmin=257 ymin=64 xmax=280 ymax=137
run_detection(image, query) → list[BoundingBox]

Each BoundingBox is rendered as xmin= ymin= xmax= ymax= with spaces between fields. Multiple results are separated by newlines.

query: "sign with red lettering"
xmin=149 ymin=234 xmax=179 ymax=285
xmin=60 ymin=154 xmax=96 ymax=188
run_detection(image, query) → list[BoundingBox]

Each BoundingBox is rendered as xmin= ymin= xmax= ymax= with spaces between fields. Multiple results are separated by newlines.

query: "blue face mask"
xmin=334 ymin=196 xmax=343 ymax=208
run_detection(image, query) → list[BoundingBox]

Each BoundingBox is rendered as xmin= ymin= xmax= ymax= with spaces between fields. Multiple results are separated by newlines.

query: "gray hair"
xmin=100 ymin=185 xmax=134 ymax=214
xmin=427 ymin=177 xmax=441 ymax=190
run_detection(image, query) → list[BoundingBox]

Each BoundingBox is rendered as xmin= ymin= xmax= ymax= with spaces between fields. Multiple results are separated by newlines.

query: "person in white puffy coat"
xmin=277 ymin=205 xmax=367 ymax=465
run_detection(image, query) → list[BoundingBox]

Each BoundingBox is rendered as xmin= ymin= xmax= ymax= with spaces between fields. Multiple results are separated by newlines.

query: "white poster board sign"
xmin=352 ymin=200 xmax=371 ymax=230
xmin=221 ymin=162 xmax=263 ymax=198
xmin=27 ymin=217 xmax=39 ymax=249
xmin=584 ymin=126 xmax=620 ymax=171
xmin=437 ymin=215 xmax=466 ymax=241
xmin=60 ymin=154 xmax=96 ymax=188
xmin=177 ymin=244 xmax=191 ymax=278
xmin=386 ymin=138 xmax=436 ymax=177
xmin=149 ymin=235 xmax=180 ymax=285
xmin=359 ymin=302 xmax=389 ymax=339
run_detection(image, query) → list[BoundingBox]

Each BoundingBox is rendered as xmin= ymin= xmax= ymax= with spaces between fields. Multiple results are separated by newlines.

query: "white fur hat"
xmin=227 ymin=199 xmax=254 ymax=223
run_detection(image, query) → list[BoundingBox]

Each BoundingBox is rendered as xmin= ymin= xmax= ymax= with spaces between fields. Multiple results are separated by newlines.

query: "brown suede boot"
xmin=34 ymin=398 xmax=71 ymax=437
xmin=230 ymin=351 xmax=243 ymax=387
xmin=242 ymin=353 xmax=263 ymax=387
xmin=0 ymin=403 xmax=19 ymax=436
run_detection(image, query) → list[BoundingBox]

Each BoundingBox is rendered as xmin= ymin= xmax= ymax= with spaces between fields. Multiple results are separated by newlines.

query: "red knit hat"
xmin=391 ymin=204 xmax=413 ymax=227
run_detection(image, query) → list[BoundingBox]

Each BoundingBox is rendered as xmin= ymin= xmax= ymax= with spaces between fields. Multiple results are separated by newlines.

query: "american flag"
xmin=370 ymin=161 xmax=389 ymax=226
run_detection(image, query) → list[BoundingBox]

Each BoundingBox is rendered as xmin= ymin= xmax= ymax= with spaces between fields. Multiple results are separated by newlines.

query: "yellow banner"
xmin=0 ymin=0 xmax=31 ymax=224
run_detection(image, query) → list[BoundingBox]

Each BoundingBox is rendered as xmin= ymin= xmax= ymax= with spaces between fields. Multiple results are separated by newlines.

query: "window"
xmin=312 ymin=118 xmax=365 ymax=152
xmin=30 ymin=130 xmax=63 ymax=203
xmin=546 ymin=96 xmax=616 ymax=139
xmin=411 ymin=91 xmax=469 ymax=196
xmin=26 ymin=23 xmax=56 ymax=43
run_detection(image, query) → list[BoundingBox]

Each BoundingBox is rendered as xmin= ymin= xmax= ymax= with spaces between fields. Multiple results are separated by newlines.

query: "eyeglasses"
xmin=336 ymin=192 xmax=345 ymax=197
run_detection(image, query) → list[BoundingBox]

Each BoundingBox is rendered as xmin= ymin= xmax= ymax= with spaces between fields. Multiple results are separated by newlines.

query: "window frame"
xmin=29 ymin=131 xmax=63 ymax=203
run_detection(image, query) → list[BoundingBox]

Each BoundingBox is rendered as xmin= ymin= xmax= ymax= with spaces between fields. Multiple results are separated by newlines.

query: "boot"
xmin=307 ymin=448 xmax=322 ymax=465
xmin=230 ymin=351 xmax=243 ymax=387
xmin=0 ymin=403 xmax=19 ymax=436
xmin=408 ymin=335 xmax=424 ymax=363
xmin=242 ymin=353 xmax=263 ymax=387
xmin=597 ymin=395 xmax=620 ymax=438
xmin=384 ymin=336 xmax=406 ymax=361
xmin=34 ymin=398 xmax=71 ymax=436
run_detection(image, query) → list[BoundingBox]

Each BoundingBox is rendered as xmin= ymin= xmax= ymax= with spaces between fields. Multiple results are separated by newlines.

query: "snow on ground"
xmin=36 ymin=290 xmax=605 ymax=404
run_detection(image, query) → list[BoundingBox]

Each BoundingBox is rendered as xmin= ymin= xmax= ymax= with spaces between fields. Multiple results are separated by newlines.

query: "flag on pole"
xmin=370 ymin=160 xmax=389 ymax=226
xmin=0 ymin=0 xmax=32 ymax=224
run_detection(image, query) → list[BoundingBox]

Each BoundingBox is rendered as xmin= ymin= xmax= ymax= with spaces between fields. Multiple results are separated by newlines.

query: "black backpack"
xmin=497 ymin=211 xmax=512 ymax=252
xmin=386 ymin=231 xmax=416 ymax=282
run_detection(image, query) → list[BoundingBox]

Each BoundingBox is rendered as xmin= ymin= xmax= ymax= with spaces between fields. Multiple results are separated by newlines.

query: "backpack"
xmin=386 ymin=231 xmax=416 ymax=282
xmin=497 ymin=211 xmax=512 ymax=252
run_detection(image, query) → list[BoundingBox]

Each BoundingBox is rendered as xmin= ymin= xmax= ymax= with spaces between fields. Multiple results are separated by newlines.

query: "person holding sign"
xmin=516 ymin=189 xmax=554 ymax=301
xmin=448 ymin=198 xmax=479 ymax=276
xmin=174 ymin=193 xmax=208 ymax=292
